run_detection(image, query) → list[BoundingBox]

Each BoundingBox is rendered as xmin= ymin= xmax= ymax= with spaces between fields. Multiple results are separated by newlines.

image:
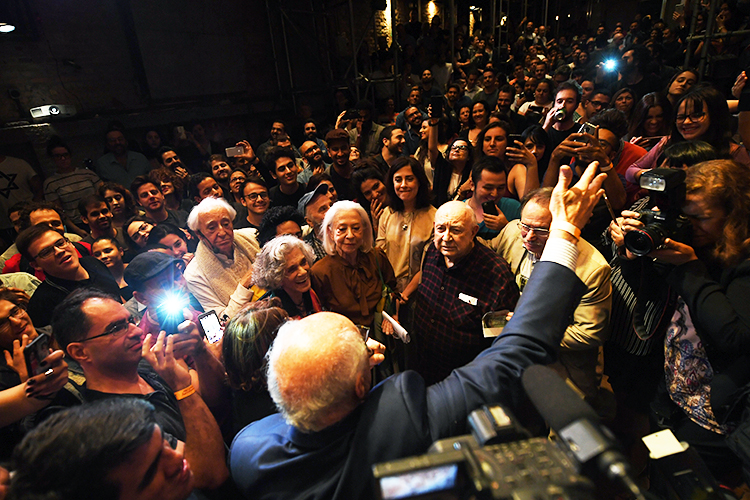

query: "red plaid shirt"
xmin=413 ymin=241 xmax=519 ymax=385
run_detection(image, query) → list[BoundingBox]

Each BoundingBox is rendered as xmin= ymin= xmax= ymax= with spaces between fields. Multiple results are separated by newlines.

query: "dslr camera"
xmin=624 ymin=168 xmax=691 ymax=257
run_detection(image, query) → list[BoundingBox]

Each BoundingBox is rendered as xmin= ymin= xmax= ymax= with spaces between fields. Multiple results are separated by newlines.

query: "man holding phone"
xmin=124 ymin=252 xmax=203 ymax=337
xmin=51 ymin=289 xmax=229 ymax=491
xmin=464 ymin=157 xmax=521 ymax=240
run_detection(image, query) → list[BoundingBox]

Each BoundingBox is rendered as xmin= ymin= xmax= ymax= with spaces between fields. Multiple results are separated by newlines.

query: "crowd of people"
xmin=1 ymin=5 xmax=750 ymax=499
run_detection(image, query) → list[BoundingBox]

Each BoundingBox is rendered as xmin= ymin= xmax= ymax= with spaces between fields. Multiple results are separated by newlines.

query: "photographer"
xmin=609 ymin=160 xmax=750 ymax=483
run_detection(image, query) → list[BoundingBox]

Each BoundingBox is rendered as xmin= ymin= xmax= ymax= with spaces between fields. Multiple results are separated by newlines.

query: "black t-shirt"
xmin=27 ymin=257 xmax=123 ymax=327
xmin=269 ymin=183 xmax=306 ymax=209
xmin=164 ymin=209 xmax=189 ymax=229
xmin=328 ymin=165 xmax=358 ymax=202
xmin=80 ymin=361 xmax=186 ymax=443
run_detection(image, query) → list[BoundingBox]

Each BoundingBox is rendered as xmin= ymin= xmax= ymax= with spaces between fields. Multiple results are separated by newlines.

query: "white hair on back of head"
xmin=266 ymin=316 xmax=368 ymax=432
xmin=187 ymin=196 xmax=236 ymax=232
xmin=320 ymin=200 xmax=373 ymax=256
xmin=252 ymin=234 xmax=315 ymax=290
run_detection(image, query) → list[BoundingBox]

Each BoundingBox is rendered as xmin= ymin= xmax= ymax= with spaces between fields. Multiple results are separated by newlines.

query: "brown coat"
xmin=310 ymin=248 xmax=396 ymax=327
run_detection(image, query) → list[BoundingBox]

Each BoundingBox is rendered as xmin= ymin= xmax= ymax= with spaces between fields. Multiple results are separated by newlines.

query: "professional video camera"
xmin=373 ymin=366 xmax=651 ymax=500
xmin=372 ymin=404 xmax=595 ymax=500
xmin=624 ymin=168 xmax=692 ymax=257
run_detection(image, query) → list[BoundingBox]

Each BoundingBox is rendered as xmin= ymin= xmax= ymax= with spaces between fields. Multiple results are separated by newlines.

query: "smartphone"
xmin=198 ymin=310 xmax=223 ymax=344
xmin=508 ymin=133 xmax=523 ymax=145
xmin=482 ymin=201 xmax=499 ymax=216
xmin=24 ymin=333 xmax=50 ymax=377
xmin=430 ymin=95 xmax=444 ymax=119
xmin=580 ymin=123 xmax=597 ymax=136
xmin=176 ymin=126 xmax=187 ymax=141
xmin=343 ymin=108 xmax=360 ymax=121
xmin=225 ymin=145 xmax=244 ymax=157
xmin=675 ymin=3 xmax=684 ymax=13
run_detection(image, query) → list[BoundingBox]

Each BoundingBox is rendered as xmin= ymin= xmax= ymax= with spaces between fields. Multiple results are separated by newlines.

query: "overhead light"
xmin=0 ymin=23 xmax=15 ymax=33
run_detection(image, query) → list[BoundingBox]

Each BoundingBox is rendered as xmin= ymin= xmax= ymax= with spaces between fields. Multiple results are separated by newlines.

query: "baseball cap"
xmin=123 ymin=251 xmax=182 ymax=292
xmin=297 ymin=183 xmax=329 ymax=216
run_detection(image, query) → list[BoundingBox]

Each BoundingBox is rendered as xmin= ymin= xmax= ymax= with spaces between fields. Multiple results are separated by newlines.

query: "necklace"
xmin=402 ymin=211 xmax=414 ymax=231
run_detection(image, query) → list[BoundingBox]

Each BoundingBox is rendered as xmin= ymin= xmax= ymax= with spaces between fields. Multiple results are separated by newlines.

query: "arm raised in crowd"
xmin=143 ymin=332 xmax=229 ymax=489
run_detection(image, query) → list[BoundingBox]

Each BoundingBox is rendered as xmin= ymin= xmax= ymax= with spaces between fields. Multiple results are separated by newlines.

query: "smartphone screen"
xmin=198 ymin=311 xmax=223 ymax=344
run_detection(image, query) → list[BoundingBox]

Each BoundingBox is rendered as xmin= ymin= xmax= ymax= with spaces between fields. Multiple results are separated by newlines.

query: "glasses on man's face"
xmin=0 ymin=304 xmax=27 ymax=331
xmin=451 ymin=144 xmax=469 ymax=151
xmin=33 ymin=237 xmax=70 ymax=260
xmin=590 ymin=101 xmax=607 ymax=109
xmin=81 ymin=316 xmax=137 ymax=343
xmin=52 ymin=153 xmax=71 ymax=160
xmin=518 ymin=222 xmax=551 ymax=237
xmin=675 ymin=112 xmax=706 ymax=123
xmin=244 ymin=192 xmax=269 ymax=201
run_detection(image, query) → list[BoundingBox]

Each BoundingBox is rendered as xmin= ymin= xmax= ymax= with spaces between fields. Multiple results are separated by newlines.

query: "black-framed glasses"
xmin=0 ymin=304 xmax=27 ymax=331
xmin=244 ymin=192 xmax=269 ymax=201
xmin=32 ymin=237 xmax=70 ymax=260
xmin=675 ymin=112 xmax=706 ymax=123
xmin=518 ymin=222 xmax=551 ymax=237
xmin=451 ymin=144 xmax=469 ymax=151
xmin=81 ymin=316 xmax=137 ymax=342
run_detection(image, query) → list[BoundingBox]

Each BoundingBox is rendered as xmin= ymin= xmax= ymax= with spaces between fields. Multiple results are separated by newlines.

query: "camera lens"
xmin=624 ymin=226 xmax=666 ymax=256
xmin=49 ymin=106 xmax=60 ymax=115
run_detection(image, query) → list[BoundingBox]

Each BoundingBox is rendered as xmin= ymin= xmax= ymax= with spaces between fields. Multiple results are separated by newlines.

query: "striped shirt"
xmin=43 ymin=169 xmax=101 ymax=223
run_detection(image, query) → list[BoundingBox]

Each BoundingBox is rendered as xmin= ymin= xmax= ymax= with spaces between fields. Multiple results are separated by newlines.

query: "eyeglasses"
xmin=590 ymin=100 xmax=608 ymax=108
xmin=518 ymin=222 xmax=551 ymax=237
xmin=244 ymin=192 xmax=269 ymax=201
xmin=0 ymin=305 xmax=27 ymax=331
xmin=32 ymin=237 xmax=70 ymax=260
xmin=52 ymin=153 xmax=71 ymax=160
xmin=81 ymin=316 xmax=137 ymax=342
xmin=451 ymin=144 xmax=469 ymax=151
xmin=675 ymin=112 xmax=706 ymax=123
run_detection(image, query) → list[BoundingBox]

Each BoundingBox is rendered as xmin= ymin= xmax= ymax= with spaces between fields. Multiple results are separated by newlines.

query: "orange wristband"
xmin=174 ymin=384 xmax=196 ymax=401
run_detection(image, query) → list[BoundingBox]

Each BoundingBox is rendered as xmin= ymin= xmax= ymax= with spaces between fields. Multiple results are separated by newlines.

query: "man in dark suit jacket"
xmin=229 ymin=164 xmax=608 ymax=500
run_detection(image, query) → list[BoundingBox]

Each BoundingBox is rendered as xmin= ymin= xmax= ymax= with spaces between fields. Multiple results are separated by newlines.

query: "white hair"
xmin=266 ymin=316 xmax=368 ymax=432
xmin=252 ymin=235 xmax=315 ymax=290
xmin=320 ymin=200 xmax=373 ymax=256
xmin=187 ymin=196 xmax=236 ymax=232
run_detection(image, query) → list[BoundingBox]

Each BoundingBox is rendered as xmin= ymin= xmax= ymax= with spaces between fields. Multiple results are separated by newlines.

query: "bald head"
xmin=267 ymin=312 xmax=370 ymax=432
xmin=300 ymin=140 xmax=324 ymax=166
xmin=433 ymin=201 xmax=478 ymax=266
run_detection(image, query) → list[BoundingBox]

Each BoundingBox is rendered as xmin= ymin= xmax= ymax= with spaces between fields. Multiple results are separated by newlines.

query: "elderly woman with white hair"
xmin=183 ymin=196 xmax=260 ymax=320
xmin=310 ymin=200 xmax=398 ymax=339
xmin=252 ymin=235 xmax=322 ymax=319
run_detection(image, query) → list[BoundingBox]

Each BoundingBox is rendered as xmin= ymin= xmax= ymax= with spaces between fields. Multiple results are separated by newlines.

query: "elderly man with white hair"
xmin=184 ymin=197 xmax=260 ymax=319
xmin=229 ymin=163 xmax=609 ymax=500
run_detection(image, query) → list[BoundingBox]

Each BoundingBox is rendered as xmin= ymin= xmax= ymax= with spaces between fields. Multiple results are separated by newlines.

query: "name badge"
xmin=458 ymin=293 xmax=478 ymax=306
